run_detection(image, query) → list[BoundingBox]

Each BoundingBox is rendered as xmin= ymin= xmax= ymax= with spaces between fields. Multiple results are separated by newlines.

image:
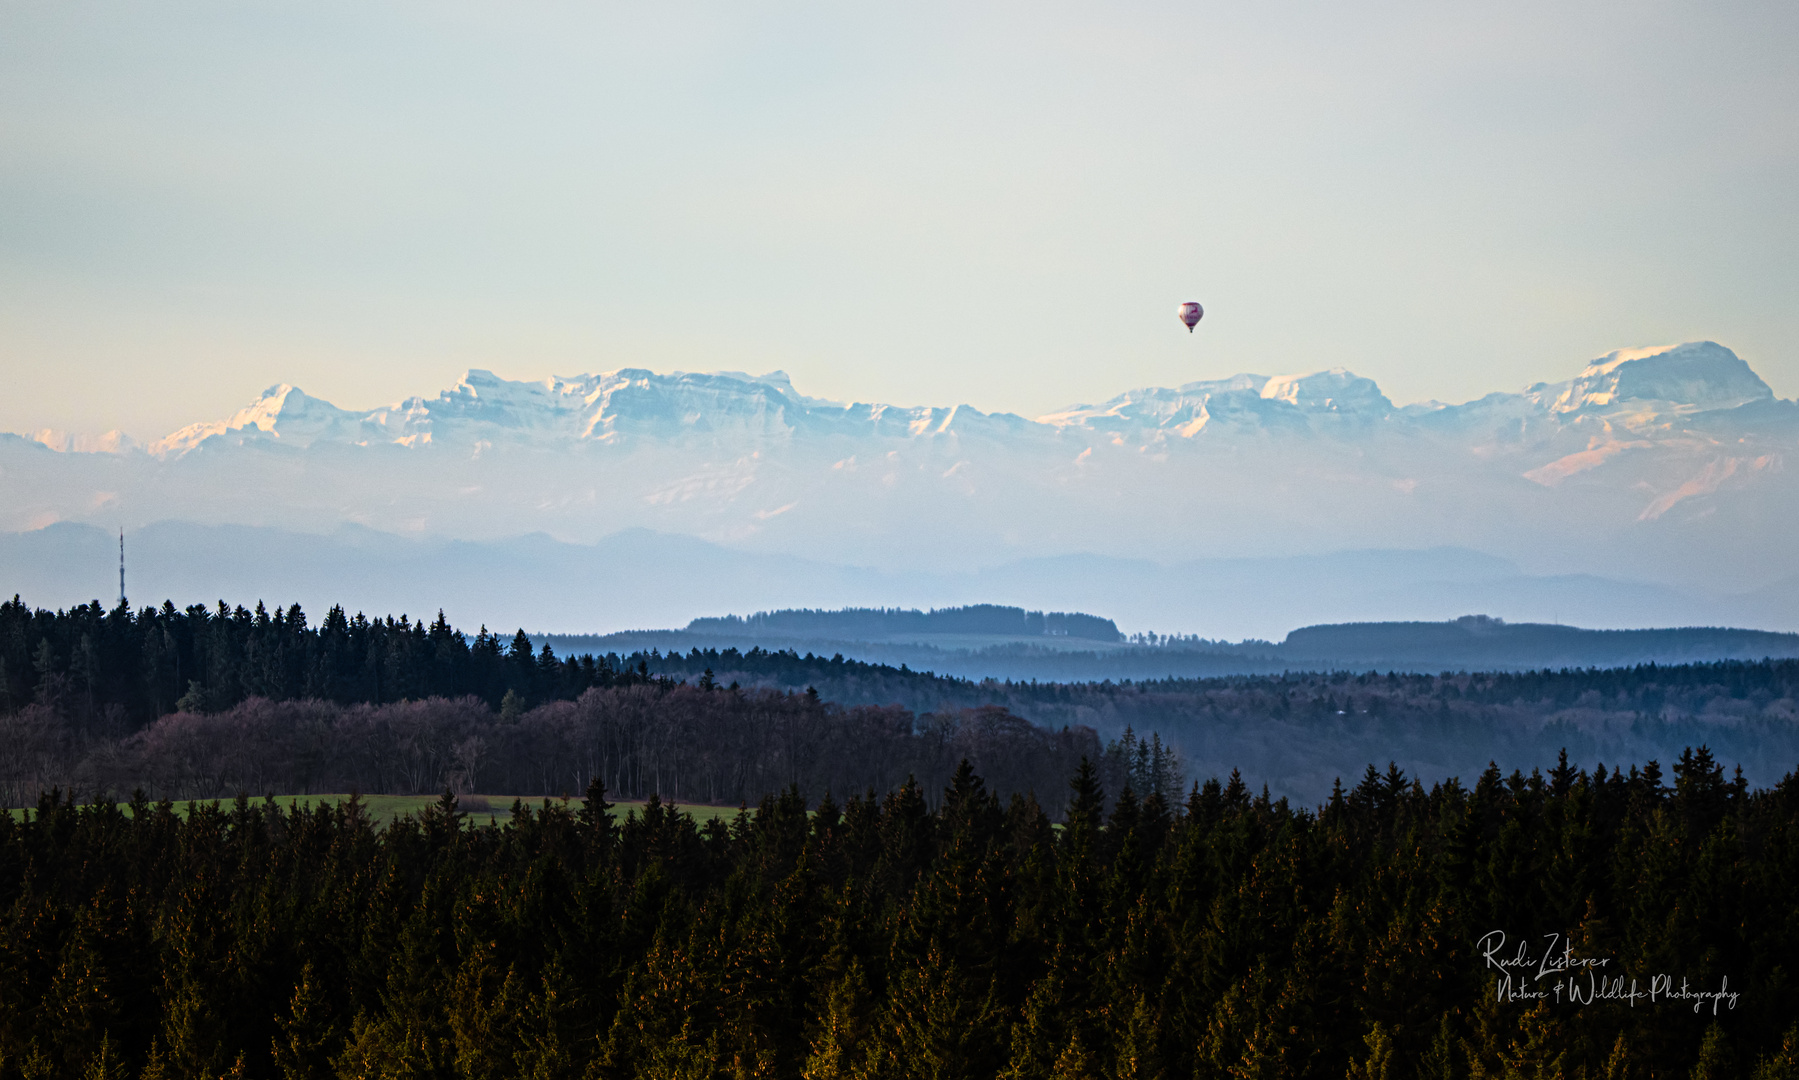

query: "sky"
xmin=3 ymin=0 xmax=1796 ymax=440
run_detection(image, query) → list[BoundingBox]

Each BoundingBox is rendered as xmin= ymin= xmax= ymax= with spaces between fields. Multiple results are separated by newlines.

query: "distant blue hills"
xmin=8 ymin=521 xmax=1795 ymax=646
xmin=687 ymin=605 xmax=1123 ymax=644
xmin=544 ymin=608 xmax=1799 ymax=680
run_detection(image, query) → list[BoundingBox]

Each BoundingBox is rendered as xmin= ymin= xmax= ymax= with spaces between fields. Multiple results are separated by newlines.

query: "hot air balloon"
xmin=1179 ymin=301 xmax=1204 ymax=332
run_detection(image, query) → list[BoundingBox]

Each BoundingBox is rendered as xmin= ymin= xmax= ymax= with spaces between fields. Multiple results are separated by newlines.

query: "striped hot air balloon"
xmin=1179 ymin=301 xmax=1203 ymax=332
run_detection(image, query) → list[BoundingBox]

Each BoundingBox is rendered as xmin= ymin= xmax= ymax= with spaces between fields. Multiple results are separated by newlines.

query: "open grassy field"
xmin=7 ymin=794 xmax=751 ymax=828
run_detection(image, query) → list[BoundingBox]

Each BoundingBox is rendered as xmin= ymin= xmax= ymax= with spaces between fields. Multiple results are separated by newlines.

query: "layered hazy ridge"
xmin=4 ymin=341 xmax=1795 ymax=636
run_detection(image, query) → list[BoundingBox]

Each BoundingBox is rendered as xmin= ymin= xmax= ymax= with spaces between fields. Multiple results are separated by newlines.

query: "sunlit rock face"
xmin=1547 ymin=342 xmax=1774 ymax=417
xmin=3 ymin=342 xmax=1795 ymax=598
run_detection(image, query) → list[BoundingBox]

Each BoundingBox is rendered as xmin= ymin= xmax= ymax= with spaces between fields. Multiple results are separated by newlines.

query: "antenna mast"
xmin=119 ymin=528 xmax=126 ymax=608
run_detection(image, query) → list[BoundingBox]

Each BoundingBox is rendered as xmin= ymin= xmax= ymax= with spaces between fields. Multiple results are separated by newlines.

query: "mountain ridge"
xmin=4 ymin=341 xmax=1794 ymax=611
xmin=12 ymin=340 xmax=1779 ymax=457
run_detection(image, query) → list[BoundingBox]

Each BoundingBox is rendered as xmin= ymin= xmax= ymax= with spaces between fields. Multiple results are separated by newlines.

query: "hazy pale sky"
xmin=3 ymin=0 xmax=1796 ymax=439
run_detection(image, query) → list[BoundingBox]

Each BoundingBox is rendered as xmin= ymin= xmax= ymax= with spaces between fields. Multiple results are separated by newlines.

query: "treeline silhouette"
xmin=1 ymin=597 xmax=1134 ymax=736
xmin=686 ymin=604 xmax=1124 ymax=642
xmin=625 ymin=647 xmax=1799 ymax=796
xmin=614 ymin=642 xmax=1799 ymax=714
xmin=0 ymin=597 xmax=649 ymax=730
xmin=547 ymin=616 xmax=1799 ymax=684
xmin=4 ymin=749 xmax=1797 ymax=1079
xmin=13 ymin=596 xmax=1799 ymax=732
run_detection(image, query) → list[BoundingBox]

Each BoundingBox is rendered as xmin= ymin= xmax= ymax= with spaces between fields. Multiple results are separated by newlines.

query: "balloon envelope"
xmin=1179 ymin=301 xmax=1203 ymax=331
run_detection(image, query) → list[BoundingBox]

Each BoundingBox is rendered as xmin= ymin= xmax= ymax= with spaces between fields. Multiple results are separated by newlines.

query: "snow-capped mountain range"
xmin=41 ymin=340 xmax=1790 ymax=456
xmin=4 ymin=342 xmax=1796 ymax=633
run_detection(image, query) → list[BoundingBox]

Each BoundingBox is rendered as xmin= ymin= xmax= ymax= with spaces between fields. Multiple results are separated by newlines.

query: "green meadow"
xmin=7 ymin=793 xmax=748 ymax=828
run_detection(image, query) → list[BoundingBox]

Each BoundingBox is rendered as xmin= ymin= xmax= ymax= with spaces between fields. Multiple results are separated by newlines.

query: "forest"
xmin=0 ymin=686 xmax=1120 ymax=814
xmin=5 ymin=596 xmax=1799 ymax=805
xmin=643 ymin=647 xmax=1799 ymax=799
xmin=0 ymin=597 xmax=628 ymax=728
xmin=17 ymin=596 xmax=1799 ymax=736
xmin=3 ymin=749 xmax=1797 ymax=1079
xmin=4 ymin=598 xmax=1799 ymax=1077
xmin=1 ymin=597 xmax=1189 ymax=811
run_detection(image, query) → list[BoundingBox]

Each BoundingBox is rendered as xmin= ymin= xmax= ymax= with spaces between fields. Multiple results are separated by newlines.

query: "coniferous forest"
xmin=4 ymin=755 xmax=1798 ymax=1079
xmin=4 ymin=596 xmax=1799 ymax=1077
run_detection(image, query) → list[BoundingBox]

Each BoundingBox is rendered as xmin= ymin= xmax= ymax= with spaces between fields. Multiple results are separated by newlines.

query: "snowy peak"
xmin=149 ymin=384 xmax=368 ymax=455
xmin=591 ymin=370 xmax=801 ymax=440
xmin=3 ymin=341 xmax=1793 ymax=598
xmin=20 ymin=340 xmax=1787 ymax=459
xmin=1258 ymin=368 xmax=1393 ymax=414
xmin=1038 ymin=368 xmax=1393 ymax=438
xmin=1547 ymin=342 xmax=1772 ymax=415
xmin=424 ymin=368 xmax=823 ymax=442
xmin=138 ymin=369 xmax=823 ymax=456
xmin=26 ymin=428 xmax=141 ymax=454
